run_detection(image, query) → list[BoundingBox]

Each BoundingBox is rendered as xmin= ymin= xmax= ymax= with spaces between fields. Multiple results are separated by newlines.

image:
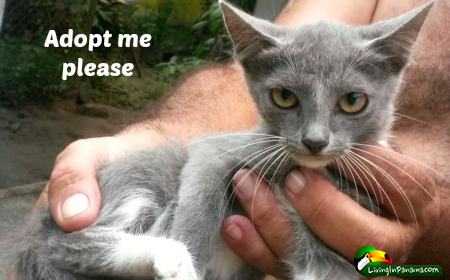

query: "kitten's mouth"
xmin=294 ymin=155 xmax=334 ymax=168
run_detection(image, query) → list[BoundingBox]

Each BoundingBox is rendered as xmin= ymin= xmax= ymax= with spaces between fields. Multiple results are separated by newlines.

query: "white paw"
xmin=153 ymin=239 xmax=198 ymax=280
xmin=294 ymin=271 xmax=318 ymax=280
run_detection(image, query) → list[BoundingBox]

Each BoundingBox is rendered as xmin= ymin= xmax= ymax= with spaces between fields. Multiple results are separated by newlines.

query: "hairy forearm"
xmin=276 ymin=0 xmax=377 ymax=26
xmin=118 ymin=63 xmax=258 ymax=145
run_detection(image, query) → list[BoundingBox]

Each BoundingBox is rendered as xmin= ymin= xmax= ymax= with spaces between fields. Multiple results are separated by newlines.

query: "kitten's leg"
xmin=15 ymin=143 xmax=195 ymax=280
xmin=170 ymin=132 xmax=283 ymax=278
xmin=286 ymin=173 xmax=375 ymax=280
xmin=288 ymin=219 xmax=359 ymax=280
xmin=47 ymin=227 xmax=198 ymax=279
xmin=16 ymin=211 xmax=197 ymax=280
xmin=206 ymin=237 xmax=266 ymax=280
xmin=170 ymin=155 xmax=239 ymax=277
xmin=16 ymin=205 xmax=198 ymax=280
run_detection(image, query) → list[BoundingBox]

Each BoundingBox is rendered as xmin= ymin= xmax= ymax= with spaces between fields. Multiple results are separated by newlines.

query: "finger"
xmin=48 ymin=141 xmax=103 ymax=232
xmin=232 ymin=169 xmax=292 ymax=258
xmin=285 ymin=168 xmax=415 ymax=261
xmin=34 ymin=183 xmax=49 ymax=210
xmin=7 ymin=270 xmax=16 ymax=280
xmin=335 ymin=145 xmax=437 ymax=222
xmin=221 ymin=215 xmax=284 ymax=277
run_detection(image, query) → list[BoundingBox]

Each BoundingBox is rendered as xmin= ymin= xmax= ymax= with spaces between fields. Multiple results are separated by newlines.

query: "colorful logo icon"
xmin=354 ymin=245 xmax=392 ymax=271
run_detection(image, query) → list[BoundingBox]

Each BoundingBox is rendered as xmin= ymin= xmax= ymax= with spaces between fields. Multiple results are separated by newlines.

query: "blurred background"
xmin=0 ymin=0 xmax=288 ymax=190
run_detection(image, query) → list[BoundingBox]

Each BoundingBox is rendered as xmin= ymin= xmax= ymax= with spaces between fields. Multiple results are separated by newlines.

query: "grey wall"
xmin=0 ymin=0 xmax=4 ymax=31
xmin=254 ymin=0 xmax=288 ymax=21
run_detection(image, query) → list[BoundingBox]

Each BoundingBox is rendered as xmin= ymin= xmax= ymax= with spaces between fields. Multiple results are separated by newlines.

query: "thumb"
xmin=47 ymin=140 xmax=103 ymax=232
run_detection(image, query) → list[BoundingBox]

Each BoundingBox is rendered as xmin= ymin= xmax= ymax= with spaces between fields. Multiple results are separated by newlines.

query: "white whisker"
xmin=391 ymin=112 xmax=429 ymax=125
xmin=189 ymin=132 xmax=282 ymax=145
xmin=350 ymin=143 xmax=449 ymax=184
xmin=220 ymin=143 xmax=285 ymax=216
xmin=345 ymin=152 xmax=383 ymax=207
xmin=187 ymin=137 xmax=282 ymax=181
xmin=351 ymin=147 xmax=436 ymax=201
xmin=348 ymin=151 xmax=418 ymax=227
xmin=340 ymin=155 xmax=360 ymax=204
xmin=347 ymin=152 xmax=403 ymax=227
xmin=251 ymin=149 xmax=289 ymax=217
xmin=230 ymin=146 xmax=286 ymax=220
xmin=342 ymin=153 xmax=375 ymax=213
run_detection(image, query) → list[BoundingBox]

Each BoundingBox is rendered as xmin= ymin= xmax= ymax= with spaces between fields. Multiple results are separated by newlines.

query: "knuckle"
xmin=359 ymin=223 xmax=387 ymax=251
xmin=48 ymin=163 xmax=85 ymax=193
xmin=252 ymin=204 xmax=279 ymax=226
xmin=390 ymin=227 xmax=416 ymax=263
xmin=382 ymin=157 xmax=411 ymax=186
xmin=66 ymin=139 xmax=92 ymax=154
xmin=49 ymin=138 xmax=101 ymax=196
xmin=391 ymin=164 xmax=439 ymax=223
xmin=55 ymin=139 xmax=88 ymax=164
xmin=247 ymin=245 xmax=267 ymax=262
xmin=416 ymin=189 xmax=440 ymax=226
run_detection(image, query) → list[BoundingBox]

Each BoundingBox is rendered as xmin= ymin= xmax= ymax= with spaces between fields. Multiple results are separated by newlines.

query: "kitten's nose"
xmin=302 ymin=138 xmax=329 ymax=154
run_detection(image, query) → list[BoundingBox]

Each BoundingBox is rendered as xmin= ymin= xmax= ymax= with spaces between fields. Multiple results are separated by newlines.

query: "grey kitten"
xmin=10 ymin=1 xmax=433 ymax=280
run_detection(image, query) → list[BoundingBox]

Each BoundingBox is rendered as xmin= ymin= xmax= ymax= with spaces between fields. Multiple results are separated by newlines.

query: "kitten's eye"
xmin=271 ymin=88 xmax=298 ymax=108
xmin=338 ymin=92 xmax=368 ymax=114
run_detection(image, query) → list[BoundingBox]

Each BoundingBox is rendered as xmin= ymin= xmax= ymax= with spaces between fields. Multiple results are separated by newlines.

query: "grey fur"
xmin=11 ymin=1 xmax=433 ymax=279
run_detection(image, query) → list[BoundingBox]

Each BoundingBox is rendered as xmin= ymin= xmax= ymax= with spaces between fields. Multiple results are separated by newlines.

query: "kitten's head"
xmin=220 ymin=0 xmax=432 ymax=168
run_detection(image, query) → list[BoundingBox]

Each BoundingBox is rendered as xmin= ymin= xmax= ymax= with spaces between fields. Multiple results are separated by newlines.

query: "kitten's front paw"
xmin=153 ymin=239 xmax=198 ymax=280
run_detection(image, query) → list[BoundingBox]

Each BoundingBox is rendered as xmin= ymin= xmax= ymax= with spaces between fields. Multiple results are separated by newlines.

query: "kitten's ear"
xmin=361 ymin=1 xmax=433 ymax=72
xmin=219 ymin=0 xmax=279 ymax=62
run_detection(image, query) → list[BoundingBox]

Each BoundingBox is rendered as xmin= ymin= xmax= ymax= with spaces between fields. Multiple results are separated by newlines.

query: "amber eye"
xmin=271 ymin=88 xmax=298 ymax=108
xmin=338 ymin=92 xmax=368 ymax=114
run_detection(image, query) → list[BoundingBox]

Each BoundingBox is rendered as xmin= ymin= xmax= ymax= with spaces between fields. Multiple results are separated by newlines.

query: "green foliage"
xmin=191 ymin=2 xmax=232 ymax=61
xmin=89 ymin=72 xmax=170 ymax=110
xmin=155 ymin=56 xmax=205 ymax=81
xmin=0 ymin=40 xmax=72 ymax=106
xmin=0 ymin=0 xmax=256 ymax=108
xmin=0 ymin=0 xmax=88 ymax=106
xmin=93 ymin=0 xmax=135 ymax=35
xmin=130 ymin=11 xmax=196 ymax=65
xmin=135 ymin=0 xmax=203 ymax=24
xmin=231 ymin=0 xmax=257 ymax=12
xmin=170 ymin=0 xmax=203 ymax=23
xmin=1 ymin=0 xmax=89 ymax=42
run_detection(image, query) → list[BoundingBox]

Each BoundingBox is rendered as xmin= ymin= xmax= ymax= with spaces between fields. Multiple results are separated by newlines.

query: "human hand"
xmin=35 ymin=131 xmax=167 ymax=232
xmin=221 ymin=146 xmax=440 ymax=278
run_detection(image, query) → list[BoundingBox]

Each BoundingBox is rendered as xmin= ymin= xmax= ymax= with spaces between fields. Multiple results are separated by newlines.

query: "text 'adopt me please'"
xmin=44 ymin=29 xmax=152 ymax=80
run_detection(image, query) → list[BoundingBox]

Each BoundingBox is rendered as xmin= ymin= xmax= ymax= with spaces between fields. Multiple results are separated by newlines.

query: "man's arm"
xmin=39 ymin=64 xmax=258 ymax=231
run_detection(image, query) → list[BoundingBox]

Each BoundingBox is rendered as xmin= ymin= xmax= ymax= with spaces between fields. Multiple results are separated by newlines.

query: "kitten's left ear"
xmin=361 ymin=1 xmax=434 ymax=73
xmin=219 ymin=0 xmax=280 ymax=63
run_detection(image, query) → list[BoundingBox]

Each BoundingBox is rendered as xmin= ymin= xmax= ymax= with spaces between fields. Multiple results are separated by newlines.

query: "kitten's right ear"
xmin=219 ymin=0 xmax=279 ymax=62
xmin=361 ymin=1 xmax=434 ymax=73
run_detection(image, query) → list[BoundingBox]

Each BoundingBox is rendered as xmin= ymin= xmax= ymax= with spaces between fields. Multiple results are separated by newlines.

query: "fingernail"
xmin=285 ymin=169 xmax=306 ymax=195
xmin=61 ymin=194 xmax=89 ymax=219
xmin=223 ymin=223 xmax=242 ymax=241
xmin=233 ymin=170 xmax=256 ymax=198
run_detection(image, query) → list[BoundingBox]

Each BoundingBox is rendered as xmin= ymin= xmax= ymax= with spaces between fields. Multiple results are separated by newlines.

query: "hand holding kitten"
xmin=223 ymin=145 xmax=440 ymax=277
xmin=35 ymin=132 xmax=167 ymax=232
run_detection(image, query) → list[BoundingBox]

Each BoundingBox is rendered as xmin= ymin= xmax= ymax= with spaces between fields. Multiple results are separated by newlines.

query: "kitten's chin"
xmin=295 ymin=156 xmax=333 ymax=168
